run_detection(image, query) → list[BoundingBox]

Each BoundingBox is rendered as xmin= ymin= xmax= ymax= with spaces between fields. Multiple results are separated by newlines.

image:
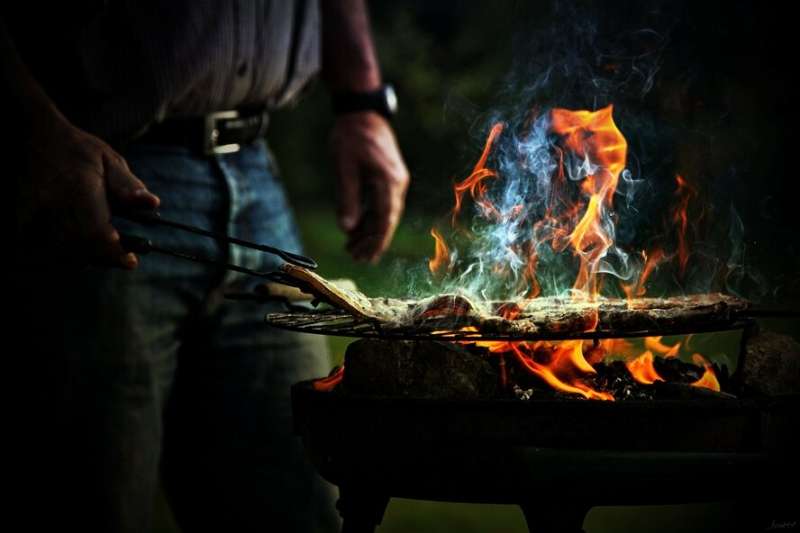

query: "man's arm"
xmin=2 ymin=19 xmax=158 ymax=268
xmin=321 ymin=0 xmax=409 ymax=263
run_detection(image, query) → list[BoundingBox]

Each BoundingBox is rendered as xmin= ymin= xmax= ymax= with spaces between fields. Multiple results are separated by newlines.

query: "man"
xmin=5 ymin=1 xmax=408 ymax=531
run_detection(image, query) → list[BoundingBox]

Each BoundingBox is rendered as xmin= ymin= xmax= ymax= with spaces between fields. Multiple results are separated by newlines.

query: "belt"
xmin=135 ymin=107 xmax=270 ymax=155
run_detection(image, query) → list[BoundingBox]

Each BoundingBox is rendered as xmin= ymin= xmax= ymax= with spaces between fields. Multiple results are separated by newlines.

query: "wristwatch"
xmin=331 ymin=84 xmax=398 ymax=120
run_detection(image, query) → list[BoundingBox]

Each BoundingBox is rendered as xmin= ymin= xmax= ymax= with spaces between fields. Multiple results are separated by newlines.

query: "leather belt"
xmin=135 ymin=107 xmax=270 ymax=155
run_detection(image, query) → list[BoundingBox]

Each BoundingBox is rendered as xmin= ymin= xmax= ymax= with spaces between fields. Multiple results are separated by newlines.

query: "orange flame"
xmin=550 ymin=105 xmax=628 ymax=298
xmin=671 ymin=175 xmax=696 ymax=277
xmin=417 ymin=105 xmax=723 ymax=401
xmin=621 ymin=248 xmax=666 ymax=300
xmin=452 ymin=122 xmax=505 ymax=225
xmin=468 ymin=338 xmax=615 ymax=401
xmin=644 ymin=336 xmax=681 ymax=358
xmin=690 ymin=353 xmax=721 ymax=392
xmin=428 ymin=228 xmax=451 ymax=275
xmin=626 ymin=350 xmax=665 ymax=385
xmin=313 ymin=366 xmax=345 ymax=392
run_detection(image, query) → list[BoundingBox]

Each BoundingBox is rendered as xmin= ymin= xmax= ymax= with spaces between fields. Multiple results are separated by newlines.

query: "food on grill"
xmin=280 ymin=263 xmax=375 ymax=317
xmin=278 ymin=264 xmax=749 ymax=336
xmin=255 ymin=279 xmax=359 ymax=302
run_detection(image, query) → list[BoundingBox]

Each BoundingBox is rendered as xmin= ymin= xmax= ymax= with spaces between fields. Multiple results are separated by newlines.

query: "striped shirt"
xmin=7 ymin=0 xmax=320 ymax=143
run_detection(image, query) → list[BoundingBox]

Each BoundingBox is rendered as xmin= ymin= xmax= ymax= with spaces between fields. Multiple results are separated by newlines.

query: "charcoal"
xmin=654 ymin=357 xmax=704 ymax=384
xmin=589 ymin=360 xmax=653 ymax=400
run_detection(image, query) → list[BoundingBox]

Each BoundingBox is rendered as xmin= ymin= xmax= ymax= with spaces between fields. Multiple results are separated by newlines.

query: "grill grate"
xmin=264 ymin=310 xmax=753 ymax=342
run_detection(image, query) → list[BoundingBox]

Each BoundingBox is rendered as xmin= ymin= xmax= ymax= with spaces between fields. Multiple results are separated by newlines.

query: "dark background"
xmin=273 ymin=0 xmax=797 ymax=302
xmin=158 ymin=1 xmax=798 ymax=531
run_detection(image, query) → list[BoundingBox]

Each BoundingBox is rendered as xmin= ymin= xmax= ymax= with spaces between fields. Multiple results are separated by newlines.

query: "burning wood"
xmin=340 ymin=339 xmax=732 ymax=402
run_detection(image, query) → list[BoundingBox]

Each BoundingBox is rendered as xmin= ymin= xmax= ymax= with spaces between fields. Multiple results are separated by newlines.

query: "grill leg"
xmin=336 ymin=487 xmax=390 ymax=533
xmin=520 ymin=502 xmax=590 ymax=533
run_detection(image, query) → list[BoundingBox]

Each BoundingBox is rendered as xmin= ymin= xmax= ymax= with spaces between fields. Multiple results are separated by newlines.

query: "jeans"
xmin=17 ymin=140 xmax=339 ymax=532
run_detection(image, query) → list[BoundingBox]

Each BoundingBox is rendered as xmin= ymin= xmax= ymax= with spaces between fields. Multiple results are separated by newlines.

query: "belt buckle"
xmin=204 ymin=110 xmax=241 ymax=155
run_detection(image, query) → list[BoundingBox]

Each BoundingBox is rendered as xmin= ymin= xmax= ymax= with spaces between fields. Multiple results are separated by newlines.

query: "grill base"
xmin=292 ymin=382 xmax=799 ymax=532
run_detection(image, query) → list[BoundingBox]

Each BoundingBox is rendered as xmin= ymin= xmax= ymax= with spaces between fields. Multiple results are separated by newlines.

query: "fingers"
xmin=20 ymin=123 xmax=149 ymax=270
xmin=104 ymin=152 xmax=160 ymax=212
xmin=346 ymin=167 xmax=408 ymax=263
xmin=101 ymin=152 xmax=158 ymax=268
xmin=336 ymin=152 xmax=362 ymax=233
xmin=78 ymin=167 xmax=139 ymax=269
xmin=333 ymin=113 xmax=410 ymax=263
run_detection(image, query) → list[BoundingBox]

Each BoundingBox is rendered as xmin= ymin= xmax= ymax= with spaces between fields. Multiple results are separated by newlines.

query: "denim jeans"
xmin=17 ymin=140 xmax=339 ymax=532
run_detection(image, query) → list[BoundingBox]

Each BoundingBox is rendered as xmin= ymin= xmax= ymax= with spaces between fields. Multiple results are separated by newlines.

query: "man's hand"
xmin=17 ymin=118 xmax=160 ymax=269
xmin=331 ymin=112 xmax=409 ymax=262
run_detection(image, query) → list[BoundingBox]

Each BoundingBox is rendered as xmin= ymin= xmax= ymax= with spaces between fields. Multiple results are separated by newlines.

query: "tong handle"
xmin=118 ymin=231 xmax=313 ymax=287
xmin=117 ymin=210 xmax=317 ymax=269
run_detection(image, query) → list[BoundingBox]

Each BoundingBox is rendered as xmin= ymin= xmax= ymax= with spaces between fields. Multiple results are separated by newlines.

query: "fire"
xmin=671 ymin=175 xmax=696 ymax=277
xmin=313 ymin=366 xmax=345 ymax=392
xmin=452 ymin=122 xmax=505 ymax=225
xmin=428 ymin=228 xmax=451 ymax=275
xmin=644 ymin=336 xmax=681 ymax=358
xmin=439 ymin=105 xmax=631 ymax=399
xmin=621 ymin=248 xmax=666 ymax=300
xmin=314 ymin=104 xmax=726 ymax=399
xmin=626 ymin=350 xmax=664 ymax=385
xmin=690 ymin=354 xmax=721 ymax=392
xmin=550 ymin=105 xmax=628 ymax=298
xmin=421 ymin=105 xmax=727 ymax=402
xmin=467 ymin=337 xmax=615 ymax=401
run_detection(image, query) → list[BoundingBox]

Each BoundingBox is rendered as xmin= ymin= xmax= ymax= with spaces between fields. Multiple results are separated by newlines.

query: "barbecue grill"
xmin=263 ymin=305 xmax=799 ymax=533
xmin=117 ymin=206 xmax=798 ymax=532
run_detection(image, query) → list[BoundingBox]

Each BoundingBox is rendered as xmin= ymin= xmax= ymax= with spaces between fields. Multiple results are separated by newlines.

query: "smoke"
xmin=396 ymin=0 xmax=791 ymax=306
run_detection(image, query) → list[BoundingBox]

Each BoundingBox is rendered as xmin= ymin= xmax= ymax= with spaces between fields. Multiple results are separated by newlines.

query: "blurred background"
xmin=155 ymin=0 xmax=795 ymax=531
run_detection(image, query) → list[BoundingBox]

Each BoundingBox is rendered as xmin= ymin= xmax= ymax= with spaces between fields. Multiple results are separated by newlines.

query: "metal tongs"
xmin=116 ymin=210 xmax=317 ymax=284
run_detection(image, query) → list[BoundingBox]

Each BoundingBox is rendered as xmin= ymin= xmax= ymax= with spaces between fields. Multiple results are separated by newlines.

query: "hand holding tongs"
xmin=115 ymin=210 xmax=317 ymax=282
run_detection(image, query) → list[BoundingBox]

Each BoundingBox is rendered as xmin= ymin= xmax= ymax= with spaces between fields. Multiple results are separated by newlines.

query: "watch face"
xmin=384 ymin=85 xmax=398 ymax=115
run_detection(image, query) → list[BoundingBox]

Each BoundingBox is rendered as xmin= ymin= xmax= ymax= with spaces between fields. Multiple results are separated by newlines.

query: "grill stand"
xmin=336 ymin=488 xmax=389 ymax=533
xmin=335 ymin=489 xmax=589 ymax=533
xmin=520 ymin=503 xmax=589 ymax=533
xmin=293 ymin=380 xmax=799 ymax=533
